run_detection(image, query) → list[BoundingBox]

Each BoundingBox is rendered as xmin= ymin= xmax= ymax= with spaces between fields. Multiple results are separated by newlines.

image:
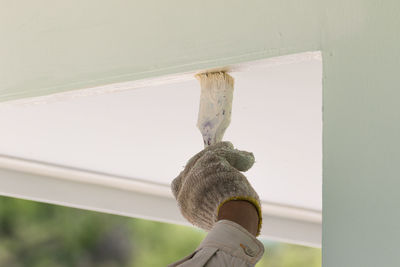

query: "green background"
xmin=0 ymin=196 xmax=320 ymax=267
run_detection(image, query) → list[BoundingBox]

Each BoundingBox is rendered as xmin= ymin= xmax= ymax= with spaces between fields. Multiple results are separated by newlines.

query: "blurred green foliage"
xmin=0 ymin=196 xmax=320 ymax=266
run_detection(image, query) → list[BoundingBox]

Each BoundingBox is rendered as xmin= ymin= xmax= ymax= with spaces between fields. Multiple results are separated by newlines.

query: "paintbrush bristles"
xmin=196 ymin=72 xmax=234 ymax=147
xmin=195 ymin=72 xmax=234 ymax=97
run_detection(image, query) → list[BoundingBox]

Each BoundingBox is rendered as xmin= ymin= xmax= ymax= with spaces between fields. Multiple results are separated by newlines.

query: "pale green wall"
xmin=322 ymin=1 xmax=400 ymax=266
xmin=0 ymin=0 xmax=320 ymax=102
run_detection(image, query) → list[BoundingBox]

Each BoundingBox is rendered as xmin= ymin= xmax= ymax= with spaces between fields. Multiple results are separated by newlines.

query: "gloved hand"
xmin=171 ymin=141 xmax=262 ymax=236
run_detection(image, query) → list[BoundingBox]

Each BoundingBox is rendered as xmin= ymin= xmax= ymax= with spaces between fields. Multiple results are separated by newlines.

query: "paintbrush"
xmin=195 ymin=72 xmax=234 ymax=147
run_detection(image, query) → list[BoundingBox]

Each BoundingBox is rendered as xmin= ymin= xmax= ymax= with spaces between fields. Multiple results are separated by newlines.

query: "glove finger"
xmin=183 ymin=141 xmax=234 ymax=173
xmin=172 ymin=142 xmax=231 ymax=196
xmin=214 ymin=147 xmax=255 ymax=172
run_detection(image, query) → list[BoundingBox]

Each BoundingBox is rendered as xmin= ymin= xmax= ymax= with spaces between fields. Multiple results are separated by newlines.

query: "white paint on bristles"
xmin=196 ymin=72 xmax=234 ymax=147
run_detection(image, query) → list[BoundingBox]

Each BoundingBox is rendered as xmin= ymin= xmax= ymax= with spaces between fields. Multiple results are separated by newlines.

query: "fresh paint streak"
xmin=1 ymin=52 xmax=320 ymax=106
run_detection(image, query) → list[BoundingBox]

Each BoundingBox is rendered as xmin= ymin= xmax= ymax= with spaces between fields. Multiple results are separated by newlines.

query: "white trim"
xmin=0 ymin=155 xmax=172 ymax=198
xmin=0 ymin=154 xmax=321 ymax=247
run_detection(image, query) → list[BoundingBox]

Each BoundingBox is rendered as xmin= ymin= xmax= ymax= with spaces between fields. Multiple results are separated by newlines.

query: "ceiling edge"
xmin=1 ymin=51 xmax=321 ymax=107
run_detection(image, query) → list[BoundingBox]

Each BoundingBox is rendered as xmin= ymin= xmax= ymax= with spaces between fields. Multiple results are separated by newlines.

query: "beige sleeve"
xmin=167 ymin=220 xmax=265 ymax=267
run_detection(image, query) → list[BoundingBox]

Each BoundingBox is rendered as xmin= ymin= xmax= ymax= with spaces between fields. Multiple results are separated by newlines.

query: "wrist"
xmin=217 ymin=200 xmax=259 ymax=236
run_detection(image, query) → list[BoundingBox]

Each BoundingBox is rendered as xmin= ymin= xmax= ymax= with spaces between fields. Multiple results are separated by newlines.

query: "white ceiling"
xmin=0 ymin=53 xmax=322 ymax=211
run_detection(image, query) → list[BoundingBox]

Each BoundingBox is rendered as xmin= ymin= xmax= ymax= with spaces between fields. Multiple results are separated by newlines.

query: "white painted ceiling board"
xmin=0 ymin=53 xmax=322 ymax=211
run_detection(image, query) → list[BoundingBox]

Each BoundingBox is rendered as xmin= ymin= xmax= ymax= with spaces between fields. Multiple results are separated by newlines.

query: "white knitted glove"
xmin=171 ymin=141 xmax=262 ymax=236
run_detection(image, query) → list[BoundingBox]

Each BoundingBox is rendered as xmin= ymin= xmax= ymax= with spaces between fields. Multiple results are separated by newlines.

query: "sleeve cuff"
xmin=197 ymin=219 xmax=265 ymax=265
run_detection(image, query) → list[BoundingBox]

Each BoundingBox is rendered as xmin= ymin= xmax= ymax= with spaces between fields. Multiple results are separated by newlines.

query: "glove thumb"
xmin=216 ymin=147 xmax=255 ymax=172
